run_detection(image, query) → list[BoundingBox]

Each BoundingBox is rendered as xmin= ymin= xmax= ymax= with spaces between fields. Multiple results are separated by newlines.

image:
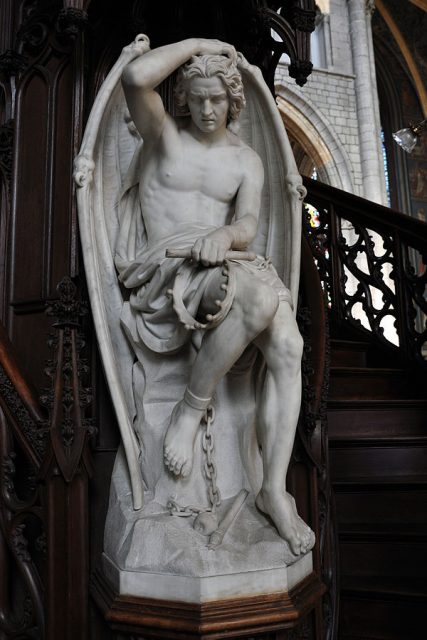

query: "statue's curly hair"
xmin=174 ymin=54 xmax=246 ymax=123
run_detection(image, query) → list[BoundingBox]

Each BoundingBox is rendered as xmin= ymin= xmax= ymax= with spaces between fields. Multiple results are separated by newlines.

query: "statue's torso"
xmin=139 ymin=126 xmax=248 ymax=246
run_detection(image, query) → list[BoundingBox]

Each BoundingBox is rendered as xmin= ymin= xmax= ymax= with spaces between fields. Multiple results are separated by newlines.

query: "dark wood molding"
xmin=91 ymin=569 xmax=325 ymax=639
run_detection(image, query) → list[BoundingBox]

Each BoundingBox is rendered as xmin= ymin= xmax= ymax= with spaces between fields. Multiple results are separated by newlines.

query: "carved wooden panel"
xmin=12 ymin=70 xmax=49 ymax=303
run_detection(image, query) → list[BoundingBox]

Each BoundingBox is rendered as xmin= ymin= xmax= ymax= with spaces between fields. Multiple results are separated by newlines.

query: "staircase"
xmin=328 ymin=324 xmax=427 ymax=639
xmin=301 ymin=176 xmax=427 ymax=639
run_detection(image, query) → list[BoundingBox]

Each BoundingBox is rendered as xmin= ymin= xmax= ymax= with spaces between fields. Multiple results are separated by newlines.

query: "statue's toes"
xmin=289 ymin=532 xmax=302 ymax=556
xmin=173 ymin=457 xmax=184 ymax=475
xmin=181 ymin=460 xmax=192 ymax=477
xmin=300 ymin=535 xmax=309 ymax=553
xmin=164 ymin=452 xmax=177 ymax=472
xmin=168 ymin=454 xmax=179 ymax=470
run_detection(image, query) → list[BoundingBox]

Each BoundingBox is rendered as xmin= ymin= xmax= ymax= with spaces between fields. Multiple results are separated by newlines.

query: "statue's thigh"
xmin=198 ymin=264 xmax=278 ymax=323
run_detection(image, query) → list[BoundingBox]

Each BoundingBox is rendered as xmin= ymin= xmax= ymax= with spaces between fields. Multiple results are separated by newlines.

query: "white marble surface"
xmin=76 ymin=35 xmax=313 ymax=600
xmin=104 ymin=469 xmax=315 ymax=602
xmin=103 ymin=551 xmax=313 ymax=603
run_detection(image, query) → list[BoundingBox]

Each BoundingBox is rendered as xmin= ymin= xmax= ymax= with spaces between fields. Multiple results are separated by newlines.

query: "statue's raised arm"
xmin=121 ymin=38 xmax=237 ymax=144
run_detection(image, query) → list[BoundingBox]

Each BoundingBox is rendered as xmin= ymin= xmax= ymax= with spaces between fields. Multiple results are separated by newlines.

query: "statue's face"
xmin=186 ymin=76 xmax=229 ymax=133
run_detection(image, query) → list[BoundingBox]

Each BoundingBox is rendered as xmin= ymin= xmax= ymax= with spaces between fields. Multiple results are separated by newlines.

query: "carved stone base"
xmin=103 ymin=550 xmax=313 ymax=603
xmin=91 ymin=568 xmax=325 ymax=639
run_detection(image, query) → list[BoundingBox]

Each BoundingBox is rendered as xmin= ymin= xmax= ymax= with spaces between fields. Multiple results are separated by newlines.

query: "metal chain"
xmin=166 ymin=499 xmax=201 ymax=517
xmin=202 ymin=404 xmax=221 ymax=510
xmin=167 ymin=402 xmax=221 ymax=518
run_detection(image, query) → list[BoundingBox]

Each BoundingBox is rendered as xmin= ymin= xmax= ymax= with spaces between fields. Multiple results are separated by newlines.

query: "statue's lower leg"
xmin=254 ymin=306 xmax=313 ymax=555
xmin=163 ymin=389 xmax=210 ymax=477
xmin=164 ymin=274 xmax=278 ymax=478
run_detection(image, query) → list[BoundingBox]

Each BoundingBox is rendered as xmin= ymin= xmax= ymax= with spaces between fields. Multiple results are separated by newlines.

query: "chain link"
xmin=202 ymin=404 xmax=221 ymax=509
xmin=166 ymin=499 xmax=201 ymax=517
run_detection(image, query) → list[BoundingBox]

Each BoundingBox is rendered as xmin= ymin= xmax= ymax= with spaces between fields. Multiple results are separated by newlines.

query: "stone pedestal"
xmin=97 ymin=485 xmax=323 ymax=638
xmin=91 ymin=568 xmax=325 ymax=639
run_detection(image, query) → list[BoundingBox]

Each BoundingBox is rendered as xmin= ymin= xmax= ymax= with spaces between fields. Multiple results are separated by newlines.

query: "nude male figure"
xmin=121 ymin=38 xmax=312 ymax=555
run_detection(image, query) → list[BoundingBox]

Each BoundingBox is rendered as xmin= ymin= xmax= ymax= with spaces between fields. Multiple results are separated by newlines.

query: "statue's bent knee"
xmin=238 ymin=281 xmax=279 ymax=334
xmin=278 ymin=327 xmax=304 ymax=369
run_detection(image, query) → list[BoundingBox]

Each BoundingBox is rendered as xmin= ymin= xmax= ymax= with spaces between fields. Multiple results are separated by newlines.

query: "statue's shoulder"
xmin=229 ymin=130 xmax=261 ymax=157
xmin=229 ymin=134 xmax=263 ymax=177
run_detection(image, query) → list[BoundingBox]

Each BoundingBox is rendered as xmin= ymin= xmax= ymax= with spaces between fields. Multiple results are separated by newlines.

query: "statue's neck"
xmin=187 ymin=122 xmax=229 ymax=147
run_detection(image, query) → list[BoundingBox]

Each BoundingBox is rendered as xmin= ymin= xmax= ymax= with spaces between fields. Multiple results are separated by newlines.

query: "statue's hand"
xmin=192 ymin=38 xmax=237 ymax=65
xmin=191 ymin=229 xmax=232 ymax=266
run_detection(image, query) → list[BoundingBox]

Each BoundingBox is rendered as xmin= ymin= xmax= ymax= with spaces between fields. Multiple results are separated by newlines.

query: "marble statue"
xmin=74 ymin=35 xmax=314 ymax=601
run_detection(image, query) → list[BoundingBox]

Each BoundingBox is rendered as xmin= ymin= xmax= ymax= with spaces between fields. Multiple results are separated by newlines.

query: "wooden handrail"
xmin=303 ymin=177 xmax=427 ymax=253
xmin=0 ymin=322 xmax=46 ymax=467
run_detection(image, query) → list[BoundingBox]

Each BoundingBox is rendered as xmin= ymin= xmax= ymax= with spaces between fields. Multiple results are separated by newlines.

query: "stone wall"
xmin=275 ymin=0 xmax=387 ymax=204
xmin=275 ymin=64 xmax=363 ymax=195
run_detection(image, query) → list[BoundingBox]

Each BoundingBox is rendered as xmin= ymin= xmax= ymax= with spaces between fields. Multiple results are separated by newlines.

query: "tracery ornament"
xmin=40 ymin=277 xmax=94 ymax=482
xmin=0 ymin=410 xmax=45 ymax=639
xmin=0 ymin=119 xmax=14 ymax=191
xmin=303 ymin=187 xmax=427 ymax=367
xmin=290 ymin=6 xmax=317 ymax=32
xmin=16 ymin=2 xmax=86 ymax=55
xmin=0 ymin=50 xmax=28 ymax=77
xmin=288 ymin=60 xmax=314 ymax=87
xmin=56 ymin=7 xmax=89 ymax=40
xmin=0 ymin=364 xmax=47 ymax=460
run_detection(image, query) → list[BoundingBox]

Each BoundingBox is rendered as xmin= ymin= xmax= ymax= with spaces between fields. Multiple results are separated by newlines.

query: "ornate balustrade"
xmin=303 ymin=176 xmax=427 ymax=367
xmin=0 ymin=323 xmax=46 ymax=638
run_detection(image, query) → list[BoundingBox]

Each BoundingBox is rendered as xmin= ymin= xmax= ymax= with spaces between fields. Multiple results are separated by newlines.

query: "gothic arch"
xmin=275 ymin=82 xmax=355 ymax=193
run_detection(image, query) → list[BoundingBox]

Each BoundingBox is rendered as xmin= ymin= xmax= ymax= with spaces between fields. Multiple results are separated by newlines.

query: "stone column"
xmin=347 ymin=0 xmax=387 ymax=204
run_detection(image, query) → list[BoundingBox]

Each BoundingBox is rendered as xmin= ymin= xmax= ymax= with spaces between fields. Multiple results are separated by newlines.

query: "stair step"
xmin=339 ymin=582 xmax=427 ymax=640
xmin=329 ymin=367 xmax=424 ymax=400
xmin=338 ymin=523 xmax=427 ymax=542
xmin=328 ymin=399 xmax=427 ymax=439
xmin=333 ymin=474 xmax=427 ymax=490
xmin=340 ymin=539 xmax=427 ymax=582
xmin=330 ymin=435 xmax=427 ymax=447
xmin=331 ymin=339 xmax=369 ymax=367
xmin=330 ymin=443 xmax=427 ymax=481
xmin=341 ymin=576 xmax=427 ymax=601
xmin=335 ymin=489 xmax=427 ymax=526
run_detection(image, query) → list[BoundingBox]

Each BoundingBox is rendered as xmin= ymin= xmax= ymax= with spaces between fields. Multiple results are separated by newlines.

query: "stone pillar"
xmin=347 ymin=0 xmax=387 ymax=204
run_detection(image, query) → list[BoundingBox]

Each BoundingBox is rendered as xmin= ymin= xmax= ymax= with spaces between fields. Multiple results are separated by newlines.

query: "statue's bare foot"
xmin=256 ymin=489 xmax=312 ymax=555
xmin=287 ymin=492 xmax=315 ymax=553
xmin=163 ymin=400 xmax=205 ymax=477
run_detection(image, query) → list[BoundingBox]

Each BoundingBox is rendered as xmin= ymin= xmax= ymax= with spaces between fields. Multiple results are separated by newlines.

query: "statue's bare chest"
xmin=156 ymin=142 xmax=242 ymax=203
